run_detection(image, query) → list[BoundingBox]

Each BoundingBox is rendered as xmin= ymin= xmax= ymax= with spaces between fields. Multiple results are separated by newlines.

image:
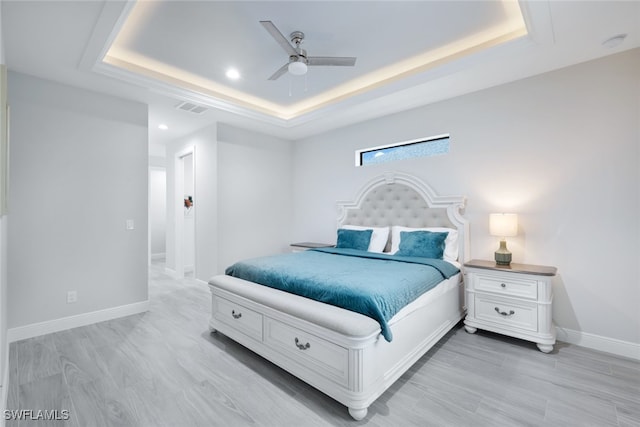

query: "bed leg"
xmin=537 ymin=343 xmax=553 ymax=353
xmin=348 ymin=407 xmax=367 ymax=421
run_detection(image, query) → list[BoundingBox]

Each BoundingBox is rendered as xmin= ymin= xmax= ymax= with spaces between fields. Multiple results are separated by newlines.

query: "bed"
xmin=208 ymin=172 xmax=469 ymax=420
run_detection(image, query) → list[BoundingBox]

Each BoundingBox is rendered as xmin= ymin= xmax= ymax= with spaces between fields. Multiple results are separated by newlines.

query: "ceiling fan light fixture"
xmin=288 ymin=60 xmax=308 ymax=76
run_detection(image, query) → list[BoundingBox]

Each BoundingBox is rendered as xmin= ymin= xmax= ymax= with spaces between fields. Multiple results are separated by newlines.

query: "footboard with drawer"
xmin=209 ymin=273 xmax=464 ymax=420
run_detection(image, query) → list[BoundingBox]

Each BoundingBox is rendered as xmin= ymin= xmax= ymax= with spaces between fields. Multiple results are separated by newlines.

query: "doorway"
xmin=174 ymin=147 xmax=196 ymax=279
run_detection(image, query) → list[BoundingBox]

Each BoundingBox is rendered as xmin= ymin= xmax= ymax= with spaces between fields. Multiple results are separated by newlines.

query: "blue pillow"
xmin=336 ymin=228 xmax=373 ymax=251
xmin=396 ymin=231 xmax=448 ymax=259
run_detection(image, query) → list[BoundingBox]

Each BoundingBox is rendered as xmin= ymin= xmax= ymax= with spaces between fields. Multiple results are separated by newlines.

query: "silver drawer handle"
xmin=495 ymin=307 xmax=515 ymax=317
xmin=231 ymin=310 xmax=242 ymax=319
xmin=501 ymin=283 xmax=506 ymax=288
xmin=294 ymin=338 xmax=310 ymax=350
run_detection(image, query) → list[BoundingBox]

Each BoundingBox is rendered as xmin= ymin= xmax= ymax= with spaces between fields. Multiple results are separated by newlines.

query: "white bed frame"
xmin=208 ymin=172 xmax=469 ymax=420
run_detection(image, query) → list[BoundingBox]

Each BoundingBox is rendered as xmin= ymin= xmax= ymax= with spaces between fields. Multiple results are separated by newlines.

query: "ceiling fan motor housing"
xmin=290 ymin=31 xmax=305 ymax=46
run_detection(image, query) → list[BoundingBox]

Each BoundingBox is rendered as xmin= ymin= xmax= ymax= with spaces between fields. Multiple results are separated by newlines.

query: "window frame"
xmin=355 ymin=133 xmax=450 ymax=167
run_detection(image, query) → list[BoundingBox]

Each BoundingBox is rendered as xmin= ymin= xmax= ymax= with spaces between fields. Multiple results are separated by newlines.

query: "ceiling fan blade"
xmin=268 ymin=63 xmax=290 ymax=80
xmin=260 ymin=21 xmax=297 ymax=57
xmin=308 ymin=57 xmax=357 ymax=67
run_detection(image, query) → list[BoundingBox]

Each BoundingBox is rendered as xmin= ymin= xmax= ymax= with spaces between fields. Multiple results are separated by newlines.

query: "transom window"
xmin=355 ymin=134 xmax=450 ymax=167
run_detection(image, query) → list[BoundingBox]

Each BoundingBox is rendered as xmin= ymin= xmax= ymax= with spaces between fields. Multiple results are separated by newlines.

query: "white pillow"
xmin=341 ymin=225 xmax=390 ymax=253
xmin=390 ymin=226 xmax=459 ymax=262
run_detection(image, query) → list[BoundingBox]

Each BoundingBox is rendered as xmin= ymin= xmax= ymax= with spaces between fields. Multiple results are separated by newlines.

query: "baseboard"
xmin=6 ymin=300 xmax=150 ymax=343
xmin=556 ymin=326 xmax=640 ymax=361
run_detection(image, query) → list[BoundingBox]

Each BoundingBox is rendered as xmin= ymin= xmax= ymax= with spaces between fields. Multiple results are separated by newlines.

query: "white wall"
xmin=165 ymin=124 xmax=218 ymax=281
xmin=216 ymin=123 xmax=293 ymax=271
xmin=7 ymin=72 xmax=149 ymax=328
xmin=182 ymin=153 xmax=194 ymax=271
xmin=149 ymin=167 xmax=166 ymax=257
xmin=292 ymin=49 xmax=640 ymax=347
xmin=165 ymin=123 xmax=293 ymax=282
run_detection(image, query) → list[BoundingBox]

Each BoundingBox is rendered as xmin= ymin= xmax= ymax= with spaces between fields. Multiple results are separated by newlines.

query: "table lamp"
xmin=489 ymin=213 xmax=518 ymax=266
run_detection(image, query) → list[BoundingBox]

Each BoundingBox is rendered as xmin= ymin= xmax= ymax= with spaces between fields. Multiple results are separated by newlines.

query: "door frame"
xmin=174 ymin=145 xmax=196 ymax=279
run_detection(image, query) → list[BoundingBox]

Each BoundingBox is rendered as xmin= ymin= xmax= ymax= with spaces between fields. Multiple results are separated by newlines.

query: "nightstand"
xmin=290 ymin=242 xmax=335 ymax=252
xmin=463 ymin=259 xmax=557 ymax=353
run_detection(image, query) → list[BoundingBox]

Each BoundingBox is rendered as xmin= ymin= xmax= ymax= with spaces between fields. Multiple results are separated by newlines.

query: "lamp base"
xmin=495 ymin=240 xmax=512 ymax=266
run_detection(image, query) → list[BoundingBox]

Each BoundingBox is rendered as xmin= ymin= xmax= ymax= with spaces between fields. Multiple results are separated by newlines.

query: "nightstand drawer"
xmin=213 ymin=296 xmax=263 ymax=341
xmin=475 ymin=295 xmax=538 ymax=332
xmin=464 ymin=260 xmax=556 ymax=353
xmin=474 ymin=274 xmax=538 ymax=299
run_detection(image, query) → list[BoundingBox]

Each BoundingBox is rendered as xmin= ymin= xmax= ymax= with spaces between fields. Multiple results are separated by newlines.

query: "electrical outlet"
xmin=67 ymin=291 xmax=77 ymax=304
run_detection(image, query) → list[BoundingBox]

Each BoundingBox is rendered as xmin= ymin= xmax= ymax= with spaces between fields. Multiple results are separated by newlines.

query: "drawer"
xmin=264 ymin=318 xmax=349 ymax=386
xmin=213 ymin=296 xmax=263 ymax=341
xmin=474 ymin=274 xmax=538 ymax=300
xmin=475 ymin=294 xmax=538 ymax=332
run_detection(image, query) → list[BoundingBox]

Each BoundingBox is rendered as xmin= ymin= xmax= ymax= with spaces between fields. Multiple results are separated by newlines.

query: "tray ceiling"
xmin=103 ymin=1 xmax=526 ymax=120
xmin=3 ymin=1 xmax=639 ymax=142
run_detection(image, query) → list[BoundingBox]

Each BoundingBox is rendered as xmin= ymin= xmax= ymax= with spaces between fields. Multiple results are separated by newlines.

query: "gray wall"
xmin=0 ymin=7 xmax=6 ymax=388
xmin=7 ymin=72 xmax=149 ymax=328
xmin=292 ymin=48 xmax=640 ymax=345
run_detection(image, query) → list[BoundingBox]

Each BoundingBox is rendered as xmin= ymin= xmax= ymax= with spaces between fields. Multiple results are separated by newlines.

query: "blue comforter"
xmin=225 ymin=247 xmax=459 ymax=342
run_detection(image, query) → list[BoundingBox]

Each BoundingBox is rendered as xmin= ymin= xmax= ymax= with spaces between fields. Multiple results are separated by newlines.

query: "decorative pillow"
xmin=396 ymin=231 xmax=448 ymax=259
xmin=336 ymin=228 xmax=373 ymax=251
xmin=391 ymin=226 xmax=459 ymax=262
xmin=341 ymin=225 xmax=390 ymax=253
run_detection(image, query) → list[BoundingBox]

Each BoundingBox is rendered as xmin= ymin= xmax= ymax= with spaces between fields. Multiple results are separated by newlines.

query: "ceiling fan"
xmin=260 ymin=21 xmax=357 ymax=80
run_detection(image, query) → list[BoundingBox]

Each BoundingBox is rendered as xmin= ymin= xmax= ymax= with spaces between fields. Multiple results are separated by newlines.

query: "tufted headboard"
xmin=337 ymin=172 xmax=469 ymax=263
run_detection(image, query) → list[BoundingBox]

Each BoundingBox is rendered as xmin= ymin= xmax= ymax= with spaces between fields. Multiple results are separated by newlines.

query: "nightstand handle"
xmin=231 ymin=310 xmax=242 ymax=319
xmin=495 ymin=307 xmax=515 ymax=317
xmin=501 ymin=283 xmax=506 ymax=288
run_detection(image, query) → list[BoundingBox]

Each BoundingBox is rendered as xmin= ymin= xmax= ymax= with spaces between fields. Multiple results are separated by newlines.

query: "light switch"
xmin=126 ymin=219 xmax=134 ymax=230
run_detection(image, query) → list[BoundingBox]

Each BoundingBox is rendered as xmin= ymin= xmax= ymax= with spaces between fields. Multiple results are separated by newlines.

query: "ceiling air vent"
xmin=175 ymin=101 xmax=208 ymax=115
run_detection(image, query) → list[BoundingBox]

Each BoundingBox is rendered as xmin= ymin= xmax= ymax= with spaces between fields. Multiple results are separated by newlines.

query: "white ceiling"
xmin=2 ymin=1 xmax=639 ymax=149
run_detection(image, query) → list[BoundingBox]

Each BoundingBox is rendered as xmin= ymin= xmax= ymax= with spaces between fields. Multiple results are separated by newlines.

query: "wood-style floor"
xmin=5 ymin=261 xmax=640 ymax=426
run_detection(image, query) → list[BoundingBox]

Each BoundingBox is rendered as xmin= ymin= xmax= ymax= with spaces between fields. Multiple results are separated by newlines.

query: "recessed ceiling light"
xmin=602 ymin=34 xmax=627 ymax=49
xmin=226 ymin=68 xmax=241 ymax=80
xmin=158 ymin=124 xmax=169 ymax=130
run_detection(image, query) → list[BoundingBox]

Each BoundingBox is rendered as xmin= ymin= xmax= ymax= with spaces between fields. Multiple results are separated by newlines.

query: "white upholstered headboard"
xmin=337 ymin=172 xmax=469 ymax=263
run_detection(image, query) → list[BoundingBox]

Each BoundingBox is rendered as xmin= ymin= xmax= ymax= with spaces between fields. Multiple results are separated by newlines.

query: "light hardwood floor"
xmin=5 ymin=261 xmax=640 ymax=426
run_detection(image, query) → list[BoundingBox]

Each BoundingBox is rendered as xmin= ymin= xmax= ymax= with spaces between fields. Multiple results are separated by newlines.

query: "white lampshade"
xmin=489 ymin=213 xmax=518 ymax=237
xmin=288 ymin=60 xmax=308 ymax=76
